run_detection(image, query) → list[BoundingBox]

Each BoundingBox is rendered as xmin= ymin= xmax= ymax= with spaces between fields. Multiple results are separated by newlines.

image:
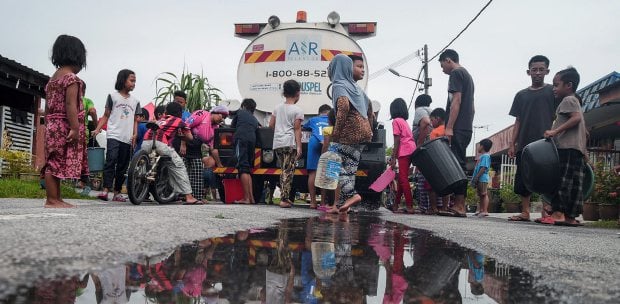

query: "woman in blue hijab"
xmin=327 ymin=54 xmax=373 ymax=213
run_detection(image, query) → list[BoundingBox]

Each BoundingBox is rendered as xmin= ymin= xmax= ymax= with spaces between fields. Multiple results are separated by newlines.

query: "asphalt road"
xmin=0 ymin=198 xmax=619 ymax=303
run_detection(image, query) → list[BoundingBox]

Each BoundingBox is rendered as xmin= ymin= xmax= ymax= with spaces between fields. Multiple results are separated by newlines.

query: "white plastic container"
xmin=315 ymin=150 xmax=341 ymax=190
xmin=310 ymin=242 xmax=336 ymax=280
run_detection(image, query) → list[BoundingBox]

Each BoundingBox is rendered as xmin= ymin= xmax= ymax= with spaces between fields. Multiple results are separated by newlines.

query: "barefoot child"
xmin=543 ymin=67 xmax=587 ymax=226
xmin=472 ymin=139 xmax=493 ymax=217
xmin=304 ymin=104 xmax=332 ymax=208
xmin=43 ymin=34 xmax=88 ymax=208
xmin=269 ymin=80 xmax=304 ymax=208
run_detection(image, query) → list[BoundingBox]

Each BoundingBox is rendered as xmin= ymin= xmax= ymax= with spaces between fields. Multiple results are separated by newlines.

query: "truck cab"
xmin=214 ymin=11 xmax=386 ymax=209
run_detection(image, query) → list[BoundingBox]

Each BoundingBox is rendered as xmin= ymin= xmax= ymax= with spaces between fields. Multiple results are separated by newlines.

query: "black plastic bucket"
xmin=521 ymin=138 xmax=561 ymax=195
xmin=411 ymin=137 xmax=467 ymax=195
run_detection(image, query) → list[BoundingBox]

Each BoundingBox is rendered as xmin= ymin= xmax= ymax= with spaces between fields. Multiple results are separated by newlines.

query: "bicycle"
xmin=127 ymin=122 xmax=177 ymax=205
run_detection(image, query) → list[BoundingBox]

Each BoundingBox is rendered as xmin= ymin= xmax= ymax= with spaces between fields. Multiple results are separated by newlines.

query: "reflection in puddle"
xmin=1 ymin=215 xmax=551 ymax=303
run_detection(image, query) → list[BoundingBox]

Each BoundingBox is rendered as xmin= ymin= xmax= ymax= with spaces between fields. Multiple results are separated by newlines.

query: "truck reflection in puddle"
xmin=3 ymin=215 xmax=551 ymax=303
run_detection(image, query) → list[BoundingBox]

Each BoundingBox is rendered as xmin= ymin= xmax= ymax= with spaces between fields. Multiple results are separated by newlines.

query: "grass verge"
xmin=0 ymin=178 xmax=91 ymax=199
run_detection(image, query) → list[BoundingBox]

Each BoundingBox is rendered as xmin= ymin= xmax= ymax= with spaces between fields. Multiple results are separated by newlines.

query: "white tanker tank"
xmin=235 ymin=11 xmax=376 ymax=123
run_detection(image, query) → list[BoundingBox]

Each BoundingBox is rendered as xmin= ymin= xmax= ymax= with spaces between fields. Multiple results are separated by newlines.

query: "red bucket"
xmin=222 ymin=179 xmax=244 ymax=204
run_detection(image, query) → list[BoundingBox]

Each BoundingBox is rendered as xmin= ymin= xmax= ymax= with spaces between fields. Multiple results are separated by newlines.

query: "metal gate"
xmin=500 ymin=154 xmax=516 ymax=187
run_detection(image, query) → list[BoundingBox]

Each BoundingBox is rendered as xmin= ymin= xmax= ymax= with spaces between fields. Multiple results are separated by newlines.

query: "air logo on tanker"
xmin=286 ymin=35 xmax=321 ymax=61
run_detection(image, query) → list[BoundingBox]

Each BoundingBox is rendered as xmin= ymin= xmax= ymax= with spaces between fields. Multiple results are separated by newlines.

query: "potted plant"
xmin=592 ymin=163 xmax=620 ymax=221
xmin=499 ymin=184 xmax=521 ymax=213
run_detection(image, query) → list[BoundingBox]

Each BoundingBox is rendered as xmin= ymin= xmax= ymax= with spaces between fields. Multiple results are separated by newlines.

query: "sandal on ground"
xmin=279 ymin=201 xmax=292 ymax=208
xmin=538 ymin=217 xmax=556 ymax=225
xmin=508 ymin=214 xmax=530 ymax=222
xmin=112 ymin=195 xmax=127 ymax=202
xmin=447 ymin=208 xmax=467 ymax=217
xmin=233 ymin=200 xmax=252 ymax=205
xmin=183 ymin=200 xmax=205 ymax=205
xmin=477 ymin=212 xmax=489 ymax=217
xmin=317 ymin=205 xmax=330 ymax=212
xmin=97 ymin=193 xmax=109 ymax=201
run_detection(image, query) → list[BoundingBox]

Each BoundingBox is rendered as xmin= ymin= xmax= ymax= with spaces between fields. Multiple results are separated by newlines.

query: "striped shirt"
xmin=143 ymin=115 xmax=189 ymax=145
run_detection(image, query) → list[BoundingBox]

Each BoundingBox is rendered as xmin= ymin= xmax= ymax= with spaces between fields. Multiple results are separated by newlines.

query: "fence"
xmin=500 ymin=154 xmax=516 ymax=188
xmin=0 ymin=106 xmax=35 ymax=175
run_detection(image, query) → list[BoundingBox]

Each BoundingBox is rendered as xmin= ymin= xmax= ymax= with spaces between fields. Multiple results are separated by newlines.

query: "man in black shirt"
xmin=440 ymin=49 xmax=475 ymax=217
xmin=508 ymin=55 xmax=556 ymax=222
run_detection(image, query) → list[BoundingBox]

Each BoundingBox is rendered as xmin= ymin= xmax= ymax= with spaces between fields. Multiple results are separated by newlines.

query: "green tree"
xmin=386 ymin=146 xmax=393 ymax=156
xmin=154 ymin=66 xmax=223 ymax=112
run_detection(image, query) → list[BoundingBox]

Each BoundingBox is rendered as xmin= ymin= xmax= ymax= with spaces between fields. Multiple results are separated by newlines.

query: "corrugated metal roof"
xmin=578 ymin=71 xmax=620 ymax=112
xmin=0 ymin=54 xmax=49 ymax=82
xmin=0 ymin=54 xmax=49 ymax=97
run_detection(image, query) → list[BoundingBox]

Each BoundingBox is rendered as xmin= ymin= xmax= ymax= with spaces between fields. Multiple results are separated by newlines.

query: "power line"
xmin=369 ymin=50 xmax=421 ymax=80
xmin=428 ymin=0 xmax=494 ymax=62
xmin=407 ymin=66 xmax=425 ymax=110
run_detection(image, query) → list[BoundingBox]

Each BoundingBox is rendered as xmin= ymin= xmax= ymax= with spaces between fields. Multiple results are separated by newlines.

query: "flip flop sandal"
xmin=279 ymin=201 xmax=292 ymax=208
xmin=183 ymin=200 xmax=205 ymax=205
xmin=447 ymin=208 xmax=467 ymax=218
xmin=538 ymin=217 xmax=556 ymax=225
xmin=508 ymin=215 xmax=531 ymax=222
xmin=112 ymin=195 xmax=127 ymax=202
xmin=97 ymin=193 xmax=109 ymax=201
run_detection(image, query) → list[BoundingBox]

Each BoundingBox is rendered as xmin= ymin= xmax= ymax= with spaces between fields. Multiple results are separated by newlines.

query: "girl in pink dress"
xmin=43 ymin=34 xmax=87 ymax=208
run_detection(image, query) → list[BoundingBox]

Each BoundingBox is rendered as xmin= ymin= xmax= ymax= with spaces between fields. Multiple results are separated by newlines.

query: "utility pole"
xmin=423 ymin=44 xmax=430 ymax=94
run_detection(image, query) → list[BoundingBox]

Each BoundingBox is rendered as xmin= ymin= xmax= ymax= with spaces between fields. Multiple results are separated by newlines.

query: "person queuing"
xmin=439 ymin=49 xmax=475 ymax=217
xmin=328 ymin=54 xmax=373 ymax=214
xmin=303 ymin=104 xmax=332 ymax=209
xmin=93 ymin=69 xmax=142 ymax=202
xmin=42 ymin=34 xmax=88 ymax=208
xmin=269 ymin=80 xmax=304 ymax=208
xmin=508 ymin=55 xmax=556 ymax=222
xmin=389 ymin=98 xmax=416 ymax=214
xmin=542 ymin=67 xmax=587 ymax=227
xmin=231 ymin=98 xmax=260 ymax=204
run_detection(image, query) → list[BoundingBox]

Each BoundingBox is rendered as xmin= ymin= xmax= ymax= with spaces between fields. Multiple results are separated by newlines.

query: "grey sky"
xmin=2 ymin=0 xmax=619 ymax=153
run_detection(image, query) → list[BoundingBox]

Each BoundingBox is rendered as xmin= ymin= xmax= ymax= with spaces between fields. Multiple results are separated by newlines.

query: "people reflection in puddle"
xmin=6 ymin=216 xmax=560 ymax=303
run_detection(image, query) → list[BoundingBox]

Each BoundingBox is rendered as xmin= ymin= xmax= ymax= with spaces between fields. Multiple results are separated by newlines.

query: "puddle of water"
xmin=1 ymin=215 xmax=552 ymax=304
